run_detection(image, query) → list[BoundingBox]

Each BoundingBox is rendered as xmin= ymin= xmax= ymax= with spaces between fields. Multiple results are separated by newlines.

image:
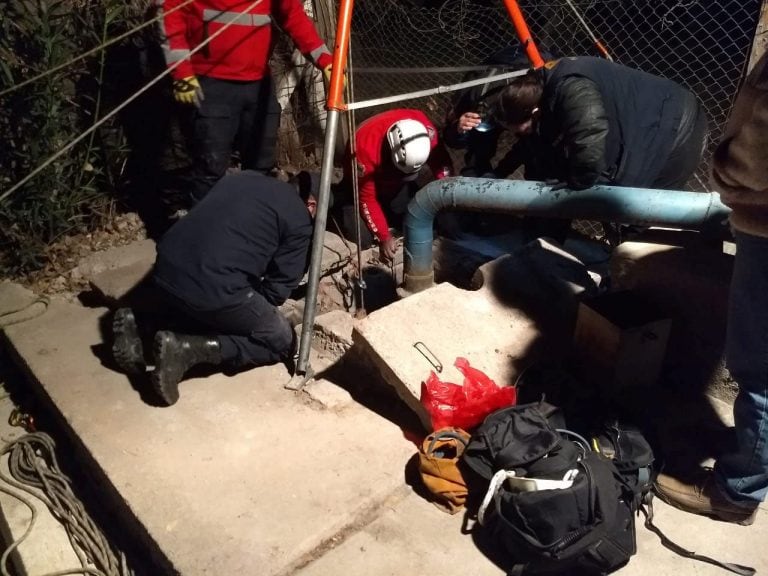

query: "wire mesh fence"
xmin=299 ymin=0 xmax=760 ymax=198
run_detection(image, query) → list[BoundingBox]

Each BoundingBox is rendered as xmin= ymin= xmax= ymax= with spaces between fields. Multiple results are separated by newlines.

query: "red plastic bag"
xmin=420 ymin=357 xmax=517 ymax=431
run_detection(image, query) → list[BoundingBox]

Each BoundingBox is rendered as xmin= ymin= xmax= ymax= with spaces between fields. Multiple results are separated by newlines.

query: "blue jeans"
xmin=716 ymin=231 xmax=768 ymax=504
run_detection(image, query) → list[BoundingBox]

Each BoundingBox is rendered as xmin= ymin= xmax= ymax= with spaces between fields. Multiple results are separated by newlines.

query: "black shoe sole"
xmin=151 ymin=331 xmax=182 ymax=407
xmin=112 ymin=308 xmax=145 ymax=374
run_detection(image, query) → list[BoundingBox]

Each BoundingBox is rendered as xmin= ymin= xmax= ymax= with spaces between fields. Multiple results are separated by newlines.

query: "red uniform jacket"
xmin=159 ymin=0 xmax=332 ymax=81
xmin=346 ymin=109 xmax=453 ymax=242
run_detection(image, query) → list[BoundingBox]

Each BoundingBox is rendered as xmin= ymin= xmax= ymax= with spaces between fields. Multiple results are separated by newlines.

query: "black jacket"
xmin=502 ymin=57 xmax=701 ymax=188
xmin=154 ymin=171 xmax=313 ymax=310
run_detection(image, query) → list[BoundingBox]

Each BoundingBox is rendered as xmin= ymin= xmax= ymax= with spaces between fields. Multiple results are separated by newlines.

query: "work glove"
xmin=173 ymin=76 xmax=204 ymax=107
xmin=322 ymin=64 xmax=348 ymax=89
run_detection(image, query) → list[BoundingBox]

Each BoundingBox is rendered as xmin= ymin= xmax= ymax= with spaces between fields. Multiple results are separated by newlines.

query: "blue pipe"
xmin=403 ymin=177 xmax=731 ymax=292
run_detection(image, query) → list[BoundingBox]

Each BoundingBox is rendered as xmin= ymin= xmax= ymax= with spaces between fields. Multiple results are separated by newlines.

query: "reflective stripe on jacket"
xmin=157 ymin=0 xmax=332 ymax=81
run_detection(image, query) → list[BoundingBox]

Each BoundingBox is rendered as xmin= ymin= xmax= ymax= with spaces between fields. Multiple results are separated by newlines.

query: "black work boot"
xmin=281 ymin=327 xmax=300 ymax=375
xmin=112 ymin=308 xmax=145 ymax=374
xmin=151 ymin=331 xmax=222 ymax=406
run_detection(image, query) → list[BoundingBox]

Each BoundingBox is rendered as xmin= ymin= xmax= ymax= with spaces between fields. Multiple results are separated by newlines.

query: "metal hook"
xmin=413 ymin=341 xmax=443 ymax=373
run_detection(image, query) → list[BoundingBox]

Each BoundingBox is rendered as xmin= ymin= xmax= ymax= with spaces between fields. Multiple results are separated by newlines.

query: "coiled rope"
xmin=0 ymin=432 xmax=132 ymax=576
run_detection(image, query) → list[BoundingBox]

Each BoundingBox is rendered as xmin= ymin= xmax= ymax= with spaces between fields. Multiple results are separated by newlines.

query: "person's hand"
xmin=544 ymin=179 xmax=569 ymax=192
xmin=434 ymin=166 xmax=452 ymax=180
xmin=173 ymin=76 xmax=203 ymax=107
xmin=458 ymin=112 xmax=482 ymax=134
xmin=380 ymin=237 xmax=398 ymax=263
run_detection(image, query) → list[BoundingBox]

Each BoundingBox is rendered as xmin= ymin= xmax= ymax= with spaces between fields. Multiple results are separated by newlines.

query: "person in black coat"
xmin=480 ymin=56 xmax=708 ymax=190
xmin=111 ymin=170 xmax=317 ymax=406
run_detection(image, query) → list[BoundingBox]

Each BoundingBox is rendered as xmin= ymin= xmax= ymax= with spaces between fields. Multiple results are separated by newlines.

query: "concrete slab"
xmin=3 ymin=300 xmax=767 ymax=576
xmin=355 ymin=243 xmax=600 ymax=430
xmin=89 ymin=260 xmax=154 ymax=304
xmin=292 ymin=478 xmax=768 ymax=576
xmin=295 ymin=489 xmax=504 ymax=576
xmin=77 ymin=238 xmax=156 ymax=281
xmin=354 ymin=276 xmax=543 ymax=431
xmin=2 ymin=299 xmax=415 ymax=576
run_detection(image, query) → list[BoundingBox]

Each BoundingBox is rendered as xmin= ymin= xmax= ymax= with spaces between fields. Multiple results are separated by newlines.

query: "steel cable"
xmin=344 ymin=40 xmax=367 ymax=316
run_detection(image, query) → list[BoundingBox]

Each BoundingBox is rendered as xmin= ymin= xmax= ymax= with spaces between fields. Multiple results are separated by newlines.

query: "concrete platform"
xmin=2 ymin=299 xmax=416 ymax=575
xmin=3 ymin=235 xmax=768 ymax=576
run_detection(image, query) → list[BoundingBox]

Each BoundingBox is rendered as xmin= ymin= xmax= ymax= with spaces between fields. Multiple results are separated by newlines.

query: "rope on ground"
xmin=0 ymin=0 xmax=196 ymax=99
xmin=0 ymin=432 xmax=133 ymax=576
xmin=0 ymin=295 xmax=49 ymax=328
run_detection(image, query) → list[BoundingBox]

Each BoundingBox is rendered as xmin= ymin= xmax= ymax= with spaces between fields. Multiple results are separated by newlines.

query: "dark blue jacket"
xmin=154 ymin=171 xmax=313 ymax=310
xmin=536 ymin=56 xmax=699 ymax=188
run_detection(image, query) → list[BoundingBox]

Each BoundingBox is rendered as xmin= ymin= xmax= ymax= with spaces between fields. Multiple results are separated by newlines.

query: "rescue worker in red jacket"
xmin=158 ymin=0 xmax=333 ymax=204
xmin=344 ymin=109 xmax=454 ymax=262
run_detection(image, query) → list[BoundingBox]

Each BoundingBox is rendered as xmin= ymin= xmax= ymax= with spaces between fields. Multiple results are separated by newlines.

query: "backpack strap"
xmin=477 ymin=469 xmax=517 ymax=526
xmin=640 ymin=501 xmax=755 ymax=576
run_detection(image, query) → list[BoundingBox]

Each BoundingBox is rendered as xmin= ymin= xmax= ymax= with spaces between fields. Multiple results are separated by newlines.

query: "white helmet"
xmin=386 ymin=119 xmax=431 ymax=176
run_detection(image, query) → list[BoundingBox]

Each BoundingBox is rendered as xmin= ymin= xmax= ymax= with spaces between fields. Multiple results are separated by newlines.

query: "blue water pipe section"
xmin=403 ymin=177 xmax=731 ymax=292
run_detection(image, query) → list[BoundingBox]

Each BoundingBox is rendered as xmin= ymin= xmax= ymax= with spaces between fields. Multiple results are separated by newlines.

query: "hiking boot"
xmin=151 ymin=331 xmax=222 ymax=406
xmin=112 ymin=308 xmax=145 ymax=374
xmin=654 ymin=469 xmax=758 ymax=525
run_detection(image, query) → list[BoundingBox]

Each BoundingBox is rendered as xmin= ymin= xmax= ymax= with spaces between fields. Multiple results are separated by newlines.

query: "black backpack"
xmin=463 ymin=402 xmax=637 ymax=575
xmin=592 ymin=420 xmax=655 ymax=512
xmin=463 ymin=402 xmax=756 ymax=576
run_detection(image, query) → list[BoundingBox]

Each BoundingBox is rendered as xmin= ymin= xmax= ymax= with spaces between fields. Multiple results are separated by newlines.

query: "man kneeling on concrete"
xmin=111 ymin=171 xmax=317 ymax=405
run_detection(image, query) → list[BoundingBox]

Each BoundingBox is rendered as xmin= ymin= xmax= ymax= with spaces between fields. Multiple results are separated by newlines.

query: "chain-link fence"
xmin=297 ymin=0 xmax=760 ymax=196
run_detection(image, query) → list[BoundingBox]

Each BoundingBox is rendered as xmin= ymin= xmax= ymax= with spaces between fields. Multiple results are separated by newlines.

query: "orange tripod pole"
xmin=326 ymin=0 xmax=354 ymax=110
xmin=501 ymin=0 xmax=545 ymax=69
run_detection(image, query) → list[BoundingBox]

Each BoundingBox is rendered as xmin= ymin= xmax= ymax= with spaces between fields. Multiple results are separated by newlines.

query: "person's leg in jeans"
xmin=182 ymin=77 xmax=244 ymax=204
xmin=715 ymin=231 xmax=768 ymax=506
xmin=240 ymin=76 xmax=281 ymax=175
xmin=655 ymin=230 xmax=767 ymax=524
